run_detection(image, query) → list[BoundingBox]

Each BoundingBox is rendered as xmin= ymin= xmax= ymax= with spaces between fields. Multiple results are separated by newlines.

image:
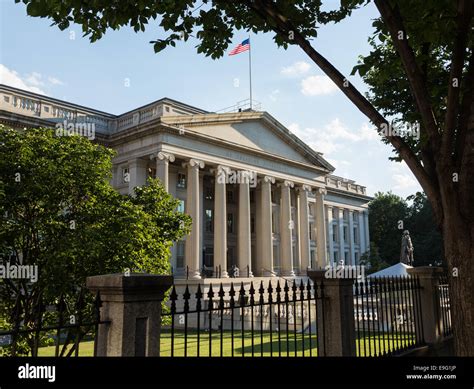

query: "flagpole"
xmin=248 ymin=35 xmax=252 ymax=110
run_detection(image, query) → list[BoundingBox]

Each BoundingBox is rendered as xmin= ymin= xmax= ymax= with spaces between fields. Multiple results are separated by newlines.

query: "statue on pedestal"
xmin=400 ymin=230 xmax=414 ymax=266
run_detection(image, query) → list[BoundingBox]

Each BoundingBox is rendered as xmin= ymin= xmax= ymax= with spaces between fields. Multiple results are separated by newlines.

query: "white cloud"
xmin=269 ymin=89 xmax=280 ymax=102
xmin=281 ymin=61 xmax=311 ymax=77
xmin=289 ymin=119 xmax=380 ymax=155
xmin=25 ymin=72 xmax=44 ymax=87
xmin=48 ymin=76 xmax=65 ymax=86
xmin=301 ymin=75 xmax=338 ymax=96
xmin=0 ymin=65 xmax=46 ymax=94
xmin=392 ymin=173 xmax=418 ymax=190
xmin=0 ymin=64 xmax=65 ymax=94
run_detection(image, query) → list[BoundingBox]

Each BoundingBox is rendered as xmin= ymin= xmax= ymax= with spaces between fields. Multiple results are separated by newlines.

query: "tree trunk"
xmin=440 ymin=113 xmax=474 ymax=356
xmin=442 ymin=208 xmax=474 ymax=356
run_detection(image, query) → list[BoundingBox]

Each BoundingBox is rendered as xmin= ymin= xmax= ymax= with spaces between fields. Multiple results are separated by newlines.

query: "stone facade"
xmin=0 ymin=84 xmax=372 ymax=279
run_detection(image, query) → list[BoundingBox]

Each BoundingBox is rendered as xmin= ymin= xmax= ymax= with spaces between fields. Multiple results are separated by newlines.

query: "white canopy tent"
xmin=368 ymin=262 xmax=413 ymax=278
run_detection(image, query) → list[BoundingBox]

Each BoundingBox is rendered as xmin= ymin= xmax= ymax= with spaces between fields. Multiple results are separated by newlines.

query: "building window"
xmin=332 ymin=208 xmax=337 ymax=219
xmin=148 ymin=167 xmax=156 ymax=178
xmin=177 ymin=200 xmax=185 ymax=213
xmin=122 ymin=167 xmax=130 ymax=184
xmin=205 ymin=186 xmax=213 ymax=201
xmin=227 ymin=213 xmax=234 ymax=233
xmin=310 ymin=250 xmax=316 ymax=269
xmin=333 ymin=251 xmax=338 ymax=263
xmin=343 ymin=226 xmax=348 ymax=242
xmin=309 ymin=222 xmax=315 ymax=240
xmin=353 ymin=227 xmax=358 ymax=244
xmin=205 ymin=209 xmax=213 ymax=233
xmin=177 ymin=241 xmax=185 ymax=268
xmin=332 ymin=224 xmax=338 ymax=243
xmin=271 ymin=189 xmax=276 ymax=203
xmin=343 ymin=210 xmax=349 ymax=221
xmin=344 ymin=251 xmax=349 ymax=264
xmin=4 ymin=96 xmax=10 ymax=103
xmin=227 ymin=247 xmax=236 ymax=270
xmin=204 ymin=247 xmax=214 ymax=268
xmin=355 ymin=252 xmax=359 ymax=264
xmin=309 ymin=204 xmax=314 ymax=216
xmin=251 ymin=215 xmax=255 ymax=234
xmin=43 ymin=105 xmax=49 ymax=112
xmin=353 ymin=211 xmax=358 ymax=222
xmin=250 ymin=190 xmax=255 ymax=203
xmin=226 ymin=189 xmax=234 ymax=203
xmin=177 ymin=173 xmax=186 ymax=189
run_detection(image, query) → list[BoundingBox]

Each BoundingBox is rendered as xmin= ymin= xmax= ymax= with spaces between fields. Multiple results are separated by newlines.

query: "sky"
xmin=0 ymin=0 xmax=422 ymax=198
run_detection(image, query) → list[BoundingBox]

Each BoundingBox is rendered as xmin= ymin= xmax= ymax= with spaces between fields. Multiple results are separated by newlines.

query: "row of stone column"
xmin=142 ymin=153 xmax=330 ymax=279
xmin=327 ymin=205 xmax=370 ymax=265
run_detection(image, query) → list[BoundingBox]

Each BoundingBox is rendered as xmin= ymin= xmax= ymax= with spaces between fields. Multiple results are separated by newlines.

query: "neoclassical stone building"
xmin=0 ymin=84 xmax=372 ymax=279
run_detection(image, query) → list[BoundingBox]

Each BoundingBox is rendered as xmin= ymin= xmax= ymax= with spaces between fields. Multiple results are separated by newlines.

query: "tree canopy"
xmin=367 ymin=191 xmax=443 ymax=268
xmin=0 ymin=125 xmax=190 ymax=301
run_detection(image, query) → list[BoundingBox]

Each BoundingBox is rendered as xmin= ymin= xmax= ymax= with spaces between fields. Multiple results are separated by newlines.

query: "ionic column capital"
xmin=182 ymin=158 xmax=205 ymax=169
xmin=297 ymin=184 xmax=312 ymax=193
xmin=150 ymin=151 xmax=175 ymax=162
xmin=261 ymin=175 xmax=275 ymax=184
xmin=316 ymin=187 xmax=327 ymax=196
xmin=278 ymin=180 xmax=294 ymax=188
xmin=211 ymin=165 xmax=231 ymax=178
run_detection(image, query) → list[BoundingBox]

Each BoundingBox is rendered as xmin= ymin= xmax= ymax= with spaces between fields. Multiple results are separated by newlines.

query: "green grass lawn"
xmin=35 ymin=331 xmax=416 ymax=357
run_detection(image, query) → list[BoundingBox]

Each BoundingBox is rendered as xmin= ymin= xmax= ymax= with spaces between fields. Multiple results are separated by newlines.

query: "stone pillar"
xmin=315 ymin=188 xmax=327 ymax=269
xmin=327 ymin=205 xmax=335 ymax=266
xmin=297 ymin=185 xmax=311 ymax=273
xmin=86 ymin=274 xmax=173 ymax=356
xmin=153 ymin=152 xmax=175 ymax=191
xmin=279 ymin=180 xmax=294 ymax=277
xmin=183 ymin=158 xmax=204 ymax=279
xmin=358 ymin=211 xmax=365 ymax=255
xmin=260 ymin=175 xmax=275 ymax=277
xmin=213 ymin=165 xmax=229 ymax=278
xmin=348 ymin=210 xmax=355 ymax=265
xmin=307 ymin=270 xmax=356 ymax=356
xmin=363 ymin=210 xmax=370 ymax=252
xmin=338 ymin=208 xmax=345 ymax=264
xmin=407 ymin=267 xmax=445 ymax=344
xmin=238 ymin=170 xmax=253 ymax=277
xmin=128 ymin=158 xmax=148 ymax=195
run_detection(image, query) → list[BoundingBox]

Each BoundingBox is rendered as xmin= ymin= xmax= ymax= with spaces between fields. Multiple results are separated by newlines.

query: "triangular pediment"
xmin=161 ymin=112 xmax=334 ymax=172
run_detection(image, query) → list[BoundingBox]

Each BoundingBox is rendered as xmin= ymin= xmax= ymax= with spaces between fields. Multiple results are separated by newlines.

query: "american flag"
xmin=228 ymin=38 xmax=250 ymax=56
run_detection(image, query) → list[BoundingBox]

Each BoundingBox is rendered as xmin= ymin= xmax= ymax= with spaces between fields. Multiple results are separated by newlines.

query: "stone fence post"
xmin=407 ymin=266 xmax=444 ymax=345
xmin=307 ymin=270 xmax=356 ymax=356
xmin=86 ymin=273 xmax=173 ymax=357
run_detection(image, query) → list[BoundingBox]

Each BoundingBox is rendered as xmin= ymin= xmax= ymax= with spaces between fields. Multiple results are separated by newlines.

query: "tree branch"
xmin=244 ymin=0 xmax=439 ymax=212
xmin=374 ymin=0 xmax=440 ymax=147
xmin=442 ymin=0 xmax=473 ymax=160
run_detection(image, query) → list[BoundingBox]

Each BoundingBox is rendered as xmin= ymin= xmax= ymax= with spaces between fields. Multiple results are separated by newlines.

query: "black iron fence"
xmin=436 ymin=273 xmax=452 ymax=337
xmin=161 ymin=278 xmax=324 ymax=357
xmin=0 ymin=272 xmax=453 ymax=357
xmin=0 ymin=289 xmax=102 ymax=357
xmin=353 ymin=276 xmax=425 ymax=356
